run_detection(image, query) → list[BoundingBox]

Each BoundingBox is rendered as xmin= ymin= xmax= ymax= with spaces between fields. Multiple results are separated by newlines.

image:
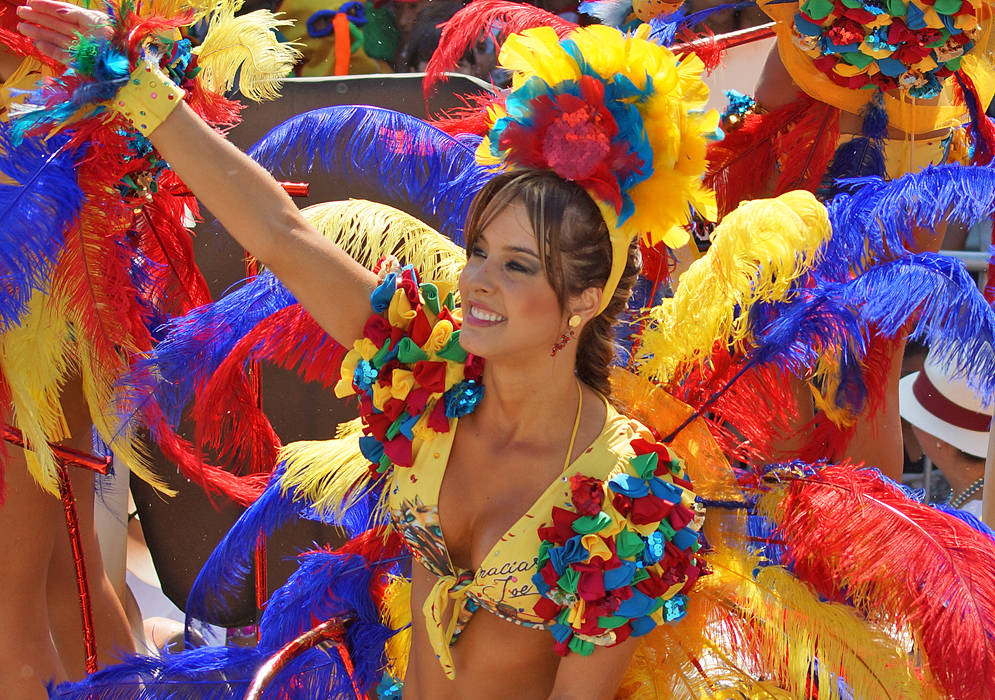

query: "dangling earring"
xmin=551 ymin=315 xmax=582 ymax=357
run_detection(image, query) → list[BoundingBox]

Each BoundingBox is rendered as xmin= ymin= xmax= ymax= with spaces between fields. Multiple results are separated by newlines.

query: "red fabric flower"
xmin=570 ymin=473 xmax=605 ymax=516
xmin=628 ymin=493 xmax=673 ymax=525
xmin=362 ymin=314 xmax=392 ymax=346
xmin=496 ymin=76 xmax=643 ymax=215
xmin=382 ymin=398 xmax=406 ymax=422
xmin=578 ymin=569 xmax=607 ymax=602
xmin=668 ymin=503 xmax=695 ymax=532
xmin=409 ymin=306 xmax=433 ymax=346
xmin=426 ymin=399 xmax=450 ymax=433
xmin=464 ymin=353 xmax=485 ymax=382
xmin=405 ymin=387 xmax=432 ymax=415
xmin=539 ymin=507 xmax=582 ymax=545
xmin=383 ymin=434 xmax=413 ymax=468
xmin=398 ymin=269 xmax=420 ymax=303
xmin=412 ymin=361 xmax=448 ymax=393
xmin=887 ymin=19 xmax=915 ymax=46
xmin=533 ymin=595 xmax=561 ymax=621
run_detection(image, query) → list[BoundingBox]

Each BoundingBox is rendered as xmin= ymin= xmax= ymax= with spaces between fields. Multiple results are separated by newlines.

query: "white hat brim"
xmin=899 ymin=373 xmax=991 ymax=459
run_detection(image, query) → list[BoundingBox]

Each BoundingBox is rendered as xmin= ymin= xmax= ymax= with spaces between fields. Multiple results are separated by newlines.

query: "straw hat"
xmin=899 ymin=350 xmax=994 ymax=459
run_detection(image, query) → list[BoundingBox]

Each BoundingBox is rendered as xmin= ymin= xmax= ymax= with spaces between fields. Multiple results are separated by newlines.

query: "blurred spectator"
xmin=280 ymin=0 xmax=397 ymax=75
xmin=899 ymin=347 xmax=991 ymax=517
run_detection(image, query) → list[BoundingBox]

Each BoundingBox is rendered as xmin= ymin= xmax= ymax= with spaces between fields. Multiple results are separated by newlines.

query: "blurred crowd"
xmin=212 ymin=0 xmax=771 ymax=81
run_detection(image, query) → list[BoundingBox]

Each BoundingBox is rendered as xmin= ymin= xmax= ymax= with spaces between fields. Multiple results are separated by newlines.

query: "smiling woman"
xmin=14 ymin=1 xmax=995 ymax=699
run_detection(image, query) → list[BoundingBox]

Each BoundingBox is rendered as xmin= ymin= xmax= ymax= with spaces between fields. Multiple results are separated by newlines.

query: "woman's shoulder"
xmin=335 ymin=265 xmax=484 ymax=472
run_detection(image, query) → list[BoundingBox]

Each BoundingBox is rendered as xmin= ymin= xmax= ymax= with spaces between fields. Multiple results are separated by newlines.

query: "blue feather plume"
xmin=823 ymin=253 xmax=995 ymax=403
xmin=819 ymin=91 xmax=887 ymax=200
xmin=246 ymin=106 xmax=493 ymax=242
xmin=184 ymin=467 xmax=307 ymax=629
xmin=118 ymin=270 xmax=296 ymax=431
xmin=48 ymin=643 xmax=359 ymax=700
xmin=259 ymin=549 xmax=399 ymax=692
xmin=822 ymin=164 xmax=995 ymax=279
xmin=0 ymin=128 xmax=82 ymax=327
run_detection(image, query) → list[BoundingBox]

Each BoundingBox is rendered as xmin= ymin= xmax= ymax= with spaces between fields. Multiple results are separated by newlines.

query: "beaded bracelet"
xmin=111 ymin=59 xmax=185 ymax=137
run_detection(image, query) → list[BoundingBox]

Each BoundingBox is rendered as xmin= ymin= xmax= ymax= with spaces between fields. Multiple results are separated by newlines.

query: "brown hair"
xmin=464 ymin=169 xmax=641 ymax=396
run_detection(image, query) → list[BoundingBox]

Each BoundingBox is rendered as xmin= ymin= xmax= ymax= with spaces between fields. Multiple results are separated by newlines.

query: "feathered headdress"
xmin=472 ymin=24 xmax=719 ymax=311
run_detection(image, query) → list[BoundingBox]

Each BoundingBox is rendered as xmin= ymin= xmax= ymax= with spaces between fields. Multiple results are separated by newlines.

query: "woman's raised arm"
xmin=17 ymin=0 xmax=378 ymax=349
xmin=147 ymin=102 xmax=379 ymax=347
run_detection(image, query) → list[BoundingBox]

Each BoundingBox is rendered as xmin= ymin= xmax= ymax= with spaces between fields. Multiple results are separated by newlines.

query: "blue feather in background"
xmin=0 ymin=128 xmax=82 ymax=327
xmin=247 ymin=106 xmax=493 ymax=243
xmin=822 ymin=164 xmax=995 ymax=278
xmin=48 ymin=643 xmax=355 ymax=700
xmin=117 ymin=270 xmax=296 ymax=432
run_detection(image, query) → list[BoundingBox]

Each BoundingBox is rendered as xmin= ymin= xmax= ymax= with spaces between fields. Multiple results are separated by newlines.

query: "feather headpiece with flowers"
xmin=469 ymin=24 xmax=719 ymax=310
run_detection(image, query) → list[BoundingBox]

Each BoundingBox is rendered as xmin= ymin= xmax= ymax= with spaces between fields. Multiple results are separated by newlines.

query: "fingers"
xmin=15 ymin=21 xmax=72 ymax=62
xmin=16 ymin=0 xmax=113 ymax=64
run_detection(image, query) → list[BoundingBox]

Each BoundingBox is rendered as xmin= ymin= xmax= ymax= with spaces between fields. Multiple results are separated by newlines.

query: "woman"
xmin=17 ymin=3 xmax=717 ymax=697
xmin=17 ymin=2 xmax=995 ymax=700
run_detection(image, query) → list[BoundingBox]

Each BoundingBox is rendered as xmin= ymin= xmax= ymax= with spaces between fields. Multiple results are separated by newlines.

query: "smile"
xmin=468 ymin=304 xmax=507 ymax=324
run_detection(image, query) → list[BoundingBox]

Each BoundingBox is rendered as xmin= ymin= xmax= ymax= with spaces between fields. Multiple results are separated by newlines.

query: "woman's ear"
xmin=570 ymin=287 xmax=602 ymax=326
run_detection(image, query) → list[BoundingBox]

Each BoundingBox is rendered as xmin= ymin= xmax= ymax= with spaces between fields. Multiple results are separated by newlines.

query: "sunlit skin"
xmin=17 ymin=2 xmax=644 ymax=697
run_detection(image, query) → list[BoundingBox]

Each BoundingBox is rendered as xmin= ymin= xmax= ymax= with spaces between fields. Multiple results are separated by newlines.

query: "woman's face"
xmin=458 ymin=201 xmax=565 ymax=362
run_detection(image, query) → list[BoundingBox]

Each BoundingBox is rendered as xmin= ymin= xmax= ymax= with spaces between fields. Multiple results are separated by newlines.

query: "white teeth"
xmin=471 ymin=305 xmax=506 ymax=322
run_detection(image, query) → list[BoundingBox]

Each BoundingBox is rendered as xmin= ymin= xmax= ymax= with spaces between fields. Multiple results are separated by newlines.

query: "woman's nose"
xmin=464 ymin=257 xmax=495 ymax=293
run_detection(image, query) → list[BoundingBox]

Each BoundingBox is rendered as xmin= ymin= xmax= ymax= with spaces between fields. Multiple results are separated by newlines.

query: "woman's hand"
xmin=16 ymin=0 xmax=111 ymax=63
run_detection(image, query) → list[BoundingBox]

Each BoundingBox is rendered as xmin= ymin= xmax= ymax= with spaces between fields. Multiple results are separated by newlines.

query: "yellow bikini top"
xmin=336 ymin=266 xmax=707 ymax=680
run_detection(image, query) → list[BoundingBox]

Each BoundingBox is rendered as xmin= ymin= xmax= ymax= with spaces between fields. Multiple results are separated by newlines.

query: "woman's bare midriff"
xmin=401 ymin=561 xmax=563 ymax=700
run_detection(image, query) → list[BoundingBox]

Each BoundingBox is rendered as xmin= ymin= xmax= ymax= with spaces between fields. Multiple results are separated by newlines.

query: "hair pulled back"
xmin=464 ymin=169 xmax=641 ymax=397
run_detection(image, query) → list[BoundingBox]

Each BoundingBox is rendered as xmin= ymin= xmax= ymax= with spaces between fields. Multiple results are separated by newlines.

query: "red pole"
xmin=58 ymin=462 xmax=99 ymax=673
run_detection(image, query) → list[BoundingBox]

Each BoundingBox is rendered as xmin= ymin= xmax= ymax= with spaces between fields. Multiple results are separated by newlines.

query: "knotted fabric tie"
xmin=423 ymin=569 xmax=475 ymax=680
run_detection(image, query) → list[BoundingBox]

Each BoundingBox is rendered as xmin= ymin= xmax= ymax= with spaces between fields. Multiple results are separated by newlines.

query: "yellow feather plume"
xmin=74 ymin=334 xmax=173 ymax=494
xmin=0 ymin=289 xmax=74 ymax=495
xmin=135 ymin=0 xmax=240 ymax=26
xmin=277 ymin=418 xmax=389 ymax=526
xmin=617 ymin=513 xmax=930 ymax=700
xmin=635 ymin=191 xmax=831 ymax=384
xmin=194 ymin=9 xmax=301 ymax=102
xmin=381 ymin=575 xmax=411 ymax=680
xmin=301 ymin=200 xmax=465 ymax=298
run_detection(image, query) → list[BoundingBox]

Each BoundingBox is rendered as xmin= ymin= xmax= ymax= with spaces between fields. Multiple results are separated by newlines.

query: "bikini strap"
xmin=563 ymin=378 xmax=583 ymax=472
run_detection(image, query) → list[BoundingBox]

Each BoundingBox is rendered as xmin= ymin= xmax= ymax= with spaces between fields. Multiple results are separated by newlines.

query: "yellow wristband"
xmin=112 ymin=59 xmax=185 ymax=137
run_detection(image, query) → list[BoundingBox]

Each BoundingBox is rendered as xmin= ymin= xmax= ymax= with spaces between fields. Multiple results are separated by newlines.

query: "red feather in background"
xmin=134 ymin=174 xmax=212 ymax=317
xmin=423 ymin=0 xmax=575 ymax=97
xmin=666 ymin=347 xmax=800 ymax=463
xmin=772 ymin=98 xmax=840 ymax=196
xmin=705 ymin=95 xmax=812 ymax=218
xmin=769 ymin=463 xmax=995 ymax=700
xmin=430 ymin=90 xmax=506 ymax=138
xmin=191 ymin=303 xmax=348 ymax=475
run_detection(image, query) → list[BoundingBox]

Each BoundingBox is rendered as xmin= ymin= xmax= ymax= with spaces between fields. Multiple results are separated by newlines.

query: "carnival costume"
xmin=14 ymin=10 xmax=995 ymax=700
xmin=0 ymin=0 xmax=298 ymax=503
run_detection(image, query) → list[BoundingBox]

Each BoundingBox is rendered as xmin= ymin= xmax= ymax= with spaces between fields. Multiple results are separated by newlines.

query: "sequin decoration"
xmin=445 ymin=380 xmax=484 ymax=418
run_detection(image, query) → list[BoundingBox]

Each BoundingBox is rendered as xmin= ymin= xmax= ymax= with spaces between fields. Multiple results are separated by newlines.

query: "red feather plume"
xmin=769 ymin=463 xmax=995 ymax=700
xmin=665 ymin=346 xmax=800 ymax=463
xmin=423 ymin=0 xmax=576 ymax=97
xmin=705 ymin=94 xmax=812 ymax=218
xmin=430 ymin=90 xmax=506 ymax=138
xmin=135 ymin=173 xmax=212 ymax=317
xmin=191 ymin=304 xmax=348 ymax=475
xmin=772 ymin=98 xmax=840 ymax=196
